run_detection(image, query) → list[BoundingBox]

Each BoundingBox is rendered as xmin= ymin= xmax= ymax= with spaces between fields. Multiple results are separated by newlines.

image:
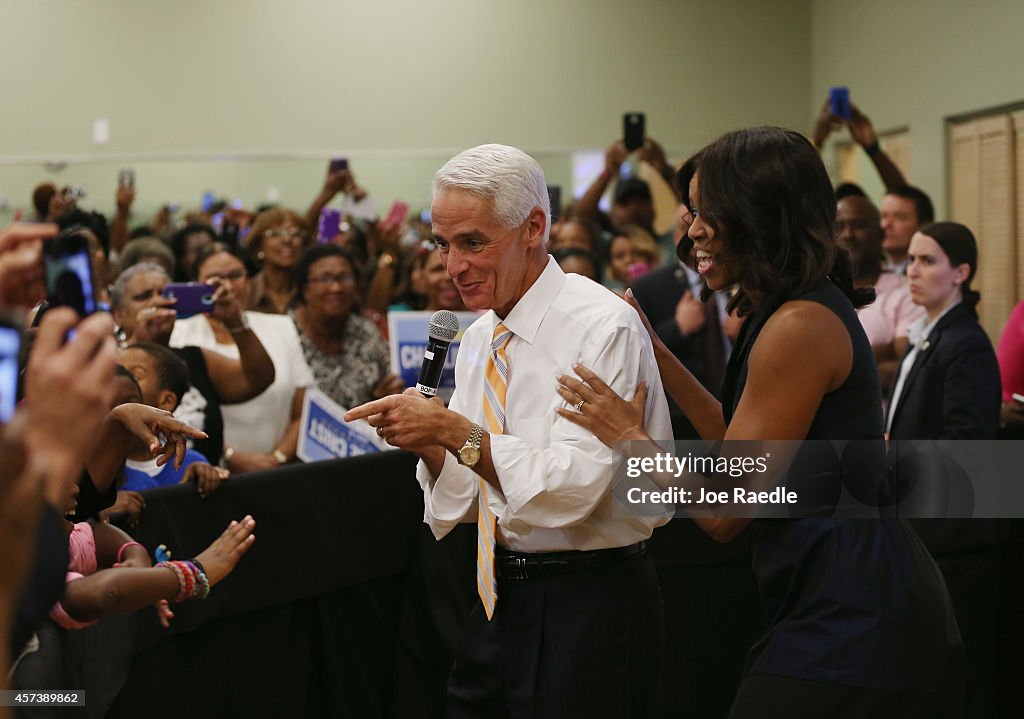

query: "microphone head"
xmin=428 ymin=310 xmax=460 ymax=343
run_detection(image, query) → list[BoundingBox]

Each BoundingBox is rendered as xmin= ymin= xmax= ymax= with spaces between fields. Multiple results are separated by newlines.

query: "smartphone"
xmin=43 ymin=229 xmax=97 ymax=318
xmin=381 ymin=200 xmax=409 ymax=232
xmin=829 ymin=86 xmax=851 ymax=120
xmin=1012 ymin=393 xmax=1024 ymax=405
xmin=0 ymin=315 xmax=21 ymax=424
xmin=118 ymin=168 xmax=135 ymax=188
xmin=318 ymin=208 xmax=341 ymax=244
xmin=163 ymin=282 xmax=216 ymax=316
xmin=329 ymin=157 xmax=349 ymax=174
xmin=624 ymin=112 xmax=645 ymax=151
xmin=547 ymin=185 xmax=562 ymax=224
xmin=201 ymin=191 xmax=216 ymax=213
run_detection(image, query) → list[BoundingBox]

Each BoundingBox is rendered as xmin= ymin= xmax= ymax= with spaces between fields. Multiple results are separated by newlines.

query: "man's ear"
xmin=524 ymin=206 xmax=548 ymax=250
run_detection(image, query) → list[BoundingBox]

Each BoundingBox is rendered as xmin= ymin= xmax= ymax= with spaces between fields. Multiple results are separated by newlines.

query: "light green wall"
xmin=811 ymin=0 xmax=1024 ymax=216
xmin=0 ymin=0 xmax=811 ymax=220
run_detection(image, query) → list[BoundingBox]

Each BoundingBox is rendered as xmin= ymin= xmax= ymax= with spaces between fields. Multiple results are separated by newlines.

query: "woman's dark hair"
xmin=55 ymin=208 xmax=111 ymax=258
xmin=919 ymin=221 xmax=980 ymax=316
xmin=169 ymin=224 xmax=218 ymax=280
xmin=676 ymin=126 xmax=873 ymax=316
xmin=193 ymin=242 xmax=251 ymax=280
xmin=551 ymin=246 xmax=601 ymax=282
xmin=293 ymin=244 xmax=360 ymax=305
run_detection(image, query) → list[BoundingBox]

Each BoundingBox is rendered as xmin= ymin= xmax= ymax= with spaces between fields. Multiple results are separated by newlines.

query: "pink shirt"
xmin=857 ymin=271 xmax=924 ymax=348
xmin=997 ymin=301 xmax=1024 ymax=401
xmin=50 ymin=522 xmax=98 ymax=630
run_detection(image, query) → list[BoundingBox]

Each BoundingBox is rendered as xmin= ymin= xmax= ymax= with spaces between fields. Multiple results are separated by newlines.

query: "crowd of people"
xmin=2 ymin=95 xmax=1022 ymax=718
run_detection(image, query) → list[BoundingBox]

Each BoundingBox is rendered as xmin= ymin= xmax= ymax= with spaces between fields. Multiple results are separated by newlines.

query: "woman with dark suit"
xmin=886 ymin=221 xmax=1002 ymax=718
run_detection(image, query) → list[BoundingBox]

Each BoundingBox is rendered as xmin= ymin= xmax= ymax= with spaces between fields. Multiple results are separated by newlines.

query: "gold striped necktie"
xmin=477 ymin=322 xmax=513 ymax=620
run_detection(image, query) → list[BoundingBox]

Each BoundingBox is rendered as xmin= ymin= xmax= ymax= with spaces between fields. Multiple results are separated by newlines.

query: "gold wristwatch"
xmin=458 ymin=424 xmax=484 ymax=467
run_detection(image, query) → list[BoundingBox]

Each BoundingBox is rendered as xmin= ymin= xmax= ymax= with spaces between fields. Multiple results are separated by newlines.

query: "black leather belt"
xmin=494 ymin=541 xmax=647 ymax=580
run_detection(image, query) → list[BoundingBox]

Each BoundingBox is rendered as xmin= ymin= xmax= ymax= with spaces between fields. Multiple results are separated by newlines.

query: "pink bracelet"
xmin=117 ymin=541 xmax=144 ymax=564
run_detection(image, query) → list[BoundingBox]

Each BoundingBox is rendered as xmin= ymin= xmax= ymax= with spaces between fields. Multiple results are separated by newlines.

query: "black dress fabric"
xmin=722 ymin=280 xmax=961 ymax=694
xmin=170 ymin=346 xmax=223 ymax=465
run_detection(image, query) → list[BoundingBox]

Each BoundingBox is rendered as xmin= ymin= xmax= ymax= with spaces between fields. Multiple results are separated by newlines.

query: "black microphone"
xmin=417 ymin=310 xmax=460 ymax=397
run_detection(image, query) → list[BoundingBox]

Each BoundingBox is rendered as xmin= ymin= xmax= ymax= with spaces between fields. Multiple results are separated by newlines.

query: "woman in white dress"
xmin=170 ymin=244 xmax=314 ymax=474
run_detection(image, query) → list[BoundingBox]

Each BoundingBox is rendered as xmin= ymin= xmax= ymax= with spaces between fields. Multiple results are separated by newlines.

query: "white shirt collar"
xmin=493 ymin=256 xmax=566 ymax=345
xmin=906 ymin=299 xmax=960 ymax=348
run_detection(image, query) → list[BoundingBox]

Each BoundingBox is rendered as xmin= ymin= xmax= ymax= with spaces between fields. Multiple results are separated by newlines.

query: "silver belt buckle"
xmin=511 ymin=556 xmax=528 ymax=580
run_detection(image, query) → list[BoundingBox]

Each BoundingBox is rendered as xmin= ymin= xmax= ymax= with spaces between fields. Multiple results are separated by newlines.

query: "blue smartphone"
xmin=829 ymin=87 xmax=851 ymax=120
xmin=163 ymin=282 xmax=216 ymax=317
xmin=0 ymin=321 xmax=20 ymax=423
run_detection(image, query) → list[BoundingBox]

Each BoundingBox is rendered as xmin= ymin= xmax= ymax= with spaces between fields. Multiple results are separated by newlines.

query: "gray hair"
xmin=432 ymin=144 xmax=550 ymax=242
xmin=116 ymin=237 xmax=176 ymax=277
xmin=110 ymin=261 xmax=170 ymax=309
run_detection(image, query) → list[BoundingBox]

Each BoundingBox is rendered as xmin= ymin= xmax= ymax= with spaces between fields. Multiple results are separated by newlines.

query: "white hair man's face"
xmin=429 ymin=189 xmax=534 ymax=318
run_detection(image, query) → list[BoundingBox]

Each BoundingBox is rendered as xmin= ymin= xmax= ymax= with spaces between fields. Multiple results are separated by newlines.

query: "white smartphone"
xmin=1012 ymin=393 xmax=1024 ymax=405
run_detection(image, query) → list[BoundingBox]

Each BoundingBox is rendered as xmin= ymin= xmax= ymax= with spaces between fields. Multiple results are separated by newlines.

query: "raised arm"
xmin=203 ymin=281 xmax=274 ymax=403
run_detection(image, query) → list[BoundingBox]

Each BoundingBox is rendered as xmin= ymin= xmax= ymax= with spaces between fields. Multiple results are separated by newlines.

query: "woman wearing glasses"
xmin=246 ymin=209 xmax=311 ymax=314
xmin=171 ymin=243 xmax=315 ymax=474
xmin=291 ymin=244 xmax=403 ymax=411
xmin=555 ymin=128 xmax=962 ymax=717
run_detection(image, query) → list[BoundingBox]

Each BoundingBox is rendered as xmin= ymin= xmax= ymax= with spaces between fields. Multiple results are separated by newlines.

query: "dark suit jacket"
xmin=887 ymin=302 xmax=1001 ymax=440
xmin=631 ymin=264 xmax=713 ymax=440
xmin=887 ymin=302 xmax=1003 ymax=553
xmin=632 ymin=264 xmax=751 ymax=565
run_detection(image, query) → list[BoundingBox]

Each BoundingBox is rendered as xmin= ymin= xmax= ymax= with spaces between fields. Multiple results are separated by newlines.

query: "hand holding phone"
xmin=329 ymin=157 xmax=349 ymax=174
xmin=118 ymin=169 xmax=135 ymax=189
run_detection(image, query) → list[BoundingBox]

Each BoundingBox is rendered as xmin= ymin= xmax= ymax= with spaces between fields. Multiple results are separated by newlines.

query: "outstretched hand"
xmin=195 ymin=515 xmax=256 ymax=586
xmin=555 ymin=364 xmax=651 ymax=447
xmin=108 ymin=403 xmax=207 ymax=470
xmin=344 ymin=387 xmax=447 ymax=453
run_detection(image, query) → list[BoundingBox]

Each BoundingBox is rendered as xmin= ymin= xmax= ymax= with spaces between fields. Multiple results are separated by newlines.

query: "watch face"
xmin=460 ymin=445 xmax=481 ymax=467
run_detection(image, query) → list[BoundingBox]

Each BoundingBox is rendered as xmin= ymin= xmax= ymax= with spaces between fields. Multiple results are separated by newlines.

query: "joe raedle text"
xmin=626 ymin=486 xmax=798 ymax=506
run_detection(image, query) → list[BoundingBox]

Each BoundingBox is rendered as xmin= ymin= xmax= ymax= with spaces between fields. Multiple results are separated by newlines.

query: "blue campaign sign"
xmin=297 ymin=388 xmax=389 ymax=463
xmin=387 ymin=311 xmax=481 ymax=403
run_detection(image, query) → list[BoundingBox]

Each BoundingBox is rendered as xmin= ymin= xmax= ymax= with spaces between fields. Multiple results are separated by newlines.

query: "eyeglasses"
xmin=203 ymin=269 xmax=247 ymax=283
xmin=264 ymin=228 xmax=306 ymax=241
xmin=308 ymin=273 xmax=356 ymax=287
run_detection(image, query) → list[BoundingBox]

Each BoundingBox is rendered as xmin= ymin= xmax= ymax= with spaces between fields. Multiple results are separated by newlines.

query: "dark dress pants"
xmin=446 ymin=551 xmax=664 ymax=719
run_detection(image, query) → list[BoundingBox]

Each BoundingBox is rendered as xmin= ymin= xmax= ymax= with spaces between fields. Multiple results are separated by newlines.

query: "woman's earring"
xmin=257 ymin=251 xmax=265 ymax=261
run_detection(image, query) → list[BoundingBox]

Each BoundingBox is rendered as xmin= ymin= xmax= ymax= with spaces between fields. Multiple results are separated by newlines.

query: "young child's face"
xmin=117 ymin=348 xmax=167 ymax=410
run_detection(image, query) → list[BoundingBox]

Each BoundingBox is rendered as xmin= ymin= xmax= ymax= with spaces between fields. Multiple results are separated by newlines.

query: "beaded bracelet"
xmin=157 ymin=559 xmax=211 ymax=602
xmin=158 ymin=561 xmax=189 ymax=602
xmin=117 ymin=542 xmax=144 ymax=564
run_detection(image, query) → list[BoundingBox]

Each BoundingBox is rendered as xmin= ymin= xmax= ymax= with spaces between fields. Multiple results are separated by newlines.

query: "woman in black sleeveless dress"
xmin=556 ymin=128 xmax=962 ymax=718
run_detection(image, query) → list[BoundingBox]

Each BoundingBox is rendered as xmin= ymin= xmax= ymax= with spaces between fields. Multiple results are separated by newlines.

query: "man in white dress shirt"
xmin=346 ymin=144 xmax=671 ymax=718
